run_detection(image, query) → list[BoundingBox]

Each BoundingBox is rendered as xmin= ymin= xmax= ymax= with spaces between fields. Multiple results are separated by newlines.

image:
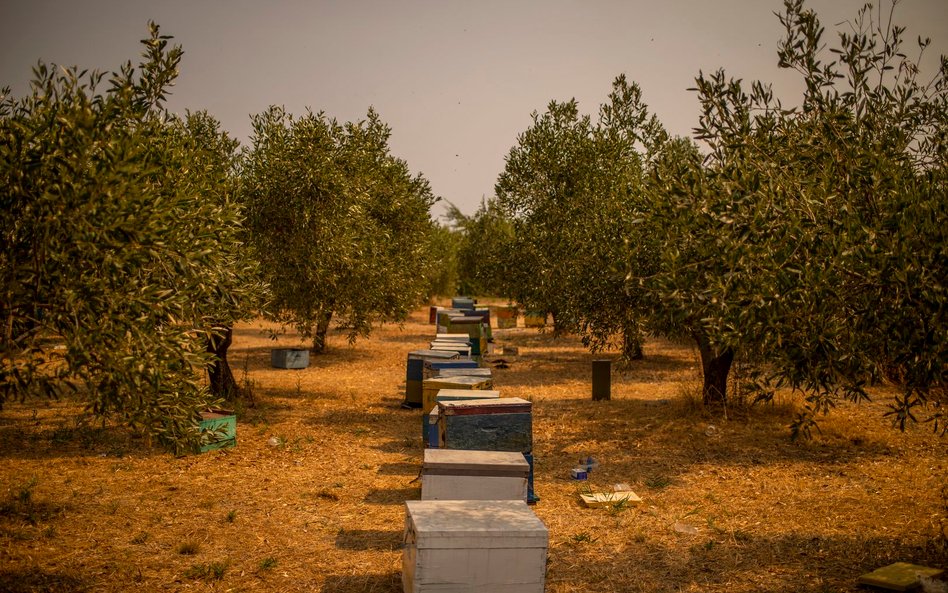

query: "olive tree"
xmin=447 ymin=198 xmax=516 ymax=299
xmin=0 ymin=24 xmax=263 ymax=451
xmin=242 ymin=106 xmax=438 ymax=352
xmin=640 ymin=0 xmax=946 ymax=434
xmin=495 ymin=75 xmax=666 ymax=360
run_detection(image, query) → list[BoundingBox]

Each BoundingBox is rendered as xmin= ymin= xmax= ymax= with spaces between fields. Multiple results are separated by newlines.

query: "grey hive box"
xmin=270 ymin=348 xmax=309 ymax=369
xmin=402 ymin=499 xmax=548 ymax=593
xmin=422 ymin=449 xmax=529 ymax=501
xmin=434 ymin=367 xmax=493 ymax=379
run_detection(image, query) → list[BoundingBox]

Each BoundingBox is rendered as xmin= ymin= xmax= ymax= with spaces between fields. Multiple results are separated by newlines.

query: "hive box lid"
xmin=425 ymin=360 xmax=480 ymax=371
xmin=434 ymin=333 xmax=474 ymax=342
xmin=424 ymin=376 xmax=492 ymax=390
xmin=405 ymin=500 xmax=547 ymax=548
xmin=439 ymin=397 xmax=531 ymax=415
xmin=448 ymin=316 xmax=483 ymax=324
xmin=435 ymin=368 xmax=493 ymax=378
xmin=436 ymin=389 xmax=500 ymax=401
xmin=423 ymin=449 xmax=529 ymax=475
xmin=408 ymin=349 xmax=460 ymax=360
xmin=428 ymin=344 xmax=472 ymax=354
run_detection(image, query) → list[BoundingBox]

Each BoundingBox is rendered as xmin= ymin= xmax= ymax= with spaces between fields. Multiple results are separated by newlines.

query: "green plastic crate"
xmin=198 ymin=409 xmax=236 ymax=453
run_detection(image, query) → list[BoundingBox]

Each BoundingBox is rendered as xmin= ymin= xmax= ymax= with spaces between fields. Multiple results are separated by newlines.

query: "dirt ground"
xmin=1 ymin=304 xmax=945 ymax=592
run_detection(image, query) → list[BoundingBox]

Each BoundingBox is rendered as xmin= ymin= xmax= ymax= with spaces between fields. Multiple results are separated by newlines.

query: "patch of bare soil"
xmin=0 ymin=304 xmax=945 ymax=592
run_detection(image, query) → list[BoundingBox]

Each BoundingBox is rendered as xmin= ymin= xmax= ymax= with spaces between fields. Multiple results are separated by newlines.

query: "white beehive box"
xmin=402 ymin=500 xmax=548 ymax=593
xmin=422 ymin=449 xmax=529 ymax=501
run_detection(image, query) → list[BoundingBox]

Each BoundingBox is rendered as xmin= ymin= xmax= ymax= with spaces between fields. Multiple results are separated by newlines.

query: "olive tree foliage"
xmin=495 ymin=75 xmax=667 ymax=360
xmin=424 ymin=221 xmax=463 ymax=299
xmin=242 ymin=106 xmax=439 ymax=352
xmin=445 ymin=198 xmax=515 ymax=299
xmin=639 ymin=0 xmax=946 ymax=435
xmin=0 ymin=24 xmax=263 ymax=451
xmin=167 ymin=111 xmax=266 ymax=400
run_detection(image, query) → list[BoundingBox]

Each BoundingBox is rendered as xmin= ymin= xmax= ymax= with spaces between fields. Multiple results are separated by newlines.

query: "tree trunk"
xmin=622 ymin=327 xmax=644 ymax=361
xmin=312 ymin=310 xmax=333 ymax=354
xmin=206 ymin=325 xmax=239 ymax=400
xmin=551 ymin=309 xmax=566 ymax=337
xmin=694 ymin=333 xmax=734 ymax=406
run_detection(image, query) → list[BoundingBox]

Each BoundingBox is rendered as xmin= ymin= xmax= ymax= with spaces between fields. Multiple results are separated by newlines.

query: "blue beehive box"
xmin=405 ymin=350 xmax=460 ymax=408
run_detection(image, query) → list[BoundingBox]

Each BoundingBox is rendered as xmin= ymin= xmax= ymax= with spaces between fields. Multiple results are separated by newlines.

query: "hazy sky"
xmin=2 ymin=1 xmax=946 ymax=219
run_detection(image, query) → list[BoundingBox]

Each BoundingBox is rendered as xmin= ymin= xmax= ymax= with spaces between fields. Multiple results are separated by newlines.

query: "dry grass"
xmin=0 ymin=304 xmax=945 ymax=592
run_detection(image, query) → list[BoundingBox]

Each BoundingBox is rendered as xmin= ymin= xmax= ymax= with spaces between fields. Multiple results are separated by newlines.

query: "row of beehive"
xmin=401 ymin=298 xmax=548 ymax=593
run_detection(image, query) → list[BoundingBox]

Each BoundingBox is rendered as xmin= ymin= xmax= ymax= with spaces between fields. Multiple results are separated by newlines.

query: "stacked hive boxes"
xmin=420 ymin=375 xmax=493 ymax=442
xmin=425 ymin=389 xmax=500 ymax=447
xmin=402 ymin=299 xmax=547 ymax=592
xmin=404 ymin=349 xmax=459 ymax=408
xmin=435 ymin=397 xmax=537 ymax=504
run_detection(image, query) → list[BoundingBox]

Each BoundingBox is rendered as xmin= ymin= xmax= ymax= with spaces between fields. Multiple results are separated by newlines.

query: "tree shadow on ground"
xmin=320 ymin=572 xmax=401 ymax=593
xmin=493 ymin=355 xmax=695 ymax=389
xmin=377 ymin=462 xmax=420 ymax=476
xmin=0 ymin=569 xmax=87 ymax=593
xmin=529 ymin=397 xmax=899 ymax=483
xmin=363 ymin=486 xmax=420 ymax=505
xmin=0 ymin=408 xmax=165 ymax=461
xmin=550 ymin=530 xmax=946 ymax=593
xmin=334 ymin=528 xmax=402 ymax=551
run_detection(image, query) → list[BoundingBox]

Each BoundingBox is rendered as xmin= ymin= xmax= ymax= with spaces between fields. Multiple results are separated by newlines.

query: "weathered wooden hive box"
xmin=426 ymin=390 xmax=501 ymax=448
xmin=270 ymin=348 xmax=309 ymax=369
xmin=404 ymin=349 xmax=460 ymax=408
xmin=443 ymin=317 xmax=486 ymax=356
xmin=451 ymin=297 xmax=476 ymax=310
xmin=469 ymin=308 xmax=493 ymax=339
xmin=428 ymin=341 xmax=473 ymax=358
xmin=434 ymin=367 xmax=493 ymax=379
xmin=423 ymin=359 xmax=480 ymax=380
xmin=198 ymin=409 xmax=236 ymax=453
xmin=436 ymin=310 xmax=466 ymax=333
xmin=420 ymin=377 xmax=493 ymax=443
xmin=422 ymin=376 xmax=494 ymax=417
xmin=422 ymin=449 xmax=529 ymax=501
xmin=437 ymin=397 xmax=532 ymax=452
xmin=437 ymin=397 xmax=537 ymax=503
xmin=402 ymin=499 xmax=548 ymax=593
